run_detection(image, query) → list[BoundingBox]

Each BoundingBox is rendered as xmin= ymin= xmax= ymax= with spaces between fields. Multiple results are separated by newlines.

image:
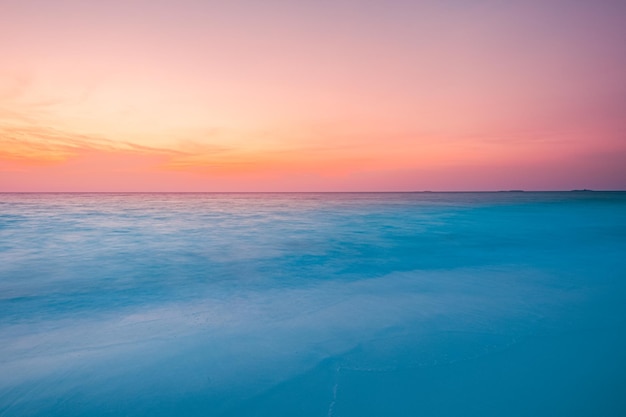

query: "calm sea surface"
xmin=1 ymin=192 xmax=625 ymax=416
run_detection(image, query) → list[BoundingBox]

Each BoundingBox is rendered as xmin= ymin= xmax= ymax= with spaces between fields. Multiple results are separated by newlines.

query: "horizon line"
xmin=1 ymin=189 xmax=623 ymax=194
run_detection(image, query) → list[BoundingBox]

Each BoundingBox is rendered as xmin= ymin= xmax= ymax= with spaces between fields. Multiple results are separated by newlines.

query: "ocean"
xmin=1 ymin=192 xmax=625 ymax=416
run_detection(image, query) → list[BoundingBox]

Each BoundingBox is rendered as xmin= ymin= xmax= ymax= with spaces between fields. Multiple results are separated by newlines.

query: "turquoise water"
xmin=1 ymin=192 xmax=625 ymax=416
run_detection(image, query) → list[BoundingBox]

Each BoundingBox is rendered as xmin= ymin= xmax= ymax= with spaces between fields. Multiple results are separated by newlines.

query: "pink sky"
xmin=1 ymin=0 xmax=625 ymax=191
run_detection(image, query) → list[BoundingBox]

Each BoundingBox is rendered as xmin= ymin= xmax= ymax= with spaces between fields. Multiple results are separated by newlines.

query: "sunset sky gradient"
xmin=1 ymin=0 xmax=625 ymax=191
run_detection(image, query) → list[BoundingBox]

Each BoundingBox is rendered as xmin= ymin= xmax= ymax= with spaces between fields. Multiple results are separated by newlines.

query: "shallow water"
xmin=1 ymin=192 xmax=625 ymax=416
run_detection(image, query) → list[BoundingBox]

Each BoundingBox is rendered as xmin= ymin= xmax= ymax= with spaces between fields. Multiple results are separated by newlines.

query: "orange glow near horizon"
xmin=1 ymin=1 xmax=625 ymax=191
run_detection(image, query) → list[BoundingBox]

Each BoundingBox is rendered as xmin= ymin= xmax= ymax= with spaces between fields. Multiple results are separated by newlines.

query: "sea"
xmin=1 ymin=192 xmax=625 ymax=416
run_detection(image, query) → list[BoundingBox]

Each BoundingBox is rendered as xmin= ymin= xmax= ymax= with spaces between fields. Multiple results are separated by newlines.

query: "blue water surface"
xmin=1 ymin=192 xmax=625 ymax=416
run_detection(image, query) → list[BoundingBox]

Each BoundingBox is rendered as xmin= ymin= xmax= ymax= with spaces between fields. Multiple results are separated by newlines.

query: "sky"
xmin=1 ymin=0 xmax=625 ymax=191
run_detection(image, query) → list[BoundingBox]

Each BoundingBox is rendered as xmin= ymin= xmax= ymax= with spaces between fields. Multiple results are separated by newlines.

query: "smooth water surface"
xmin=1 ymin=192 xmax=625 ymax=416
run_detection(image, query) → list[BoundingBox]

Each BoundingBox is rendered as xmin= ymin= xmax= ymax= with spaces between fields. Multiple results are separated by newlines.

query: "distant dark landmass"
xmin=571 ymin=189 xmax=593 ymax=192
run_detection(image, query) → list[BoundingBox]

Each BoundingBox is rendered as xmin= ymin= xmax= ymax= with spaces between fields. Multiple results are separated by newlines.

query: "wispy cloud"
xmin=0 ymin=124 xmax=186 ymax=165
